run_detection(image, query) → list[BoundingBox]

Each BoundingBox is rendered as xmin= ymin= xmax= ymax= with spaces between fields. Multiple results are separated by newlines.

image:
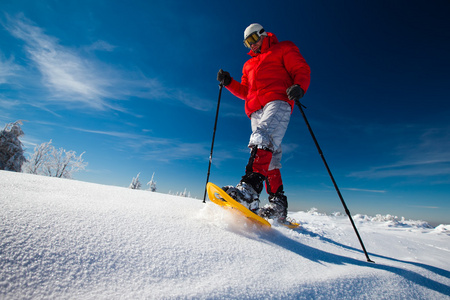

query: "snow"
xmin=1 ymin=171 xmax=449 ymax=299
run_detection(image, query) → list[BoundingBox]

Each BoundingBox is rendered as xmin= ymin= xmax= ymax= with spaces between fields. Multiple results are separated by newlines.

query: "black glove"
xmin=217 ymin=69 xmax=232 ymax=86
xmin=286 ymin=84 xmax=304 ymax=101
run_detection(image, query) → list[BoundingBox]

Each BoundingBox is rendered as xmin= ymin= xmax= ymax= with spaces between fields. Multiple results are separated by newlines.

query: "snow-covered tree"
xmin=47 ymin=147 xmax=87 ymax=178
xmin=178 ymin=188 xmax=190 ymax=197
xmin=22 ymin=140 xmax=87 ymax=178
xmin=22 ymin=140 xmax=52 ymax=175
xmin=0 ymin=121 xmax=27 ymax=172
xmin=129 ymin=173 xmax=142 ymax=189
xmin=147 ymin=172 xmax=157 ymax=192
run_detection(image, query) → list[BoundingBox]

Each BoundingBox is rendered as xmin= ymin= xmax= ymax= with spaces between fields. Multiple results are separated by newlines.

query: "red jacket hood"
xmin=248 ymin=32 xmax=278 ymax=57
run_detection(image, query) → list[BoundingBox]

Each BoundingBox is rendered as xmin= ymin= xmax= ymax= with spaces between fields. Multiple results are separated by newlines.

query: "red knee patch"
xmin=266 ymin=169 xmax=283 ymax=194
xmin=249 ymin=148 xmax=273 ymax=177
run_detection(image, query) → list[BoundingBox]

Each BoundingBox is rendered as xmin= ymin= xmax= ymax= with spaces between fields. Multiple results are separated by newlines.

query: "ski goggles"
xmin=243 ymin=31 xmax=262 ymax=48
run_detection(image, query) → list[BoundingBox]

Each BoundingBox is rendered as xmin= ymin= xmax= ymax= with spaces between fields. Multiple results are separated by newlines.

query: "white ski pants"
xmin=248 ymin=100 xmax=292 ymax=171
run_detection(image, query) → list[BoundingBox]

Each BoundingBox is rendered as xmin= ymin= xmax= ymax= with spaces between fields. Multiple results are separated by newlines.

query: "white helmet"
xmin=244 ymin=23 xmax=267 ymax=40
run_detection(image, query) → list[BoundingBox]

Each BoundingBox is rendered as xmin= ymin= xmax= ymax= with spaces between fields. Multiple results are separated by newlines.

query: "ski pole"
xmin=295 ymin=100 xmax=374 ymax=263
xmin=203 ymin=82 xmax=224 ymax=203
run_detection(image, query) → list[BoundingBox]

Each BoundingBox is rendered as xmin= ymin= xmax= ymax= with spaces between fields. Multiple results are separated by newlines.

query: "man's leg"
xmin=238 ymin=101 xmax=291 ymax=208
xmin=263 ymin=168 xmax=288 ymax=221
xmin=225 ymin=101 xmax=291 ymax=212
xmin=248 ymin=101 xmax=291 ymax=220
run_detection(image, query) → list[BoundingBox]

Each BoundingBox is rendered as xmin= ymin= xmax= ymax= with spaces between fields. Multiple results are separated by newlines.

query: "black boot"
xmin=222 ymin=172 xmax=265 ymax=212
xmin=239 ymin=172 xmax=265 ymax=196
xmin=259 ymin=187 xmax=288 ymax=221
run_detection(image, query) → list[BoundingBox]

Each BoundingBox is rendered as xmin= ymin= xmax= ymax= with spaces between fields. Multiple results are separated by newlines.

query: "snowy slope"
xmin=1 ymin=170 xmax=449 ymax=299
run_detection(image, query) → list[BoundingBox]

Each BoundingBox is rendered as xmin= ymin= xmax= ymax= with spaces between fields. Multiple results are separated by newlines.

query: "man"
xmin=217 ymin=23 xmax=310 ymax=223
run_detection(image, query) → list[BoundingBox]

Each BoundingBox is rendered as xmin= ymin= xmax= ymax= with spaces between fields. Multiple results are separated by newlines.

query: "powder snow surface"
xmin=1 ymin=171 xmax=449 ymax=299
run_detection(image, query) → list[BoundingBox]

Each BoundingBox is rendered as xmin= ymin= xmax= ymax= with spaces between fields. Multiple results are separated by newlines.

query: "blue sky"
xmin=1 ymin=0 xmax=449 ymax=225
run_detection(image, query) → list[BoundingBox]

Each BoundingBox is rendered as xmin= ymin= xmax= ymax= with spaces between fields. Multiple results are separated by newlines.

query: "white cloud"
xmin=0 ymin=98 xmax=20 ymax=110
xmin=349 ymin=127 xmax=450 ymax=179
xmin=0 ymin=55 xmax=21 ymax=84
xmin=408 ymin=205 xmax=439 ymax=209
xmin=3 ymin=14 xmax=213 ymax=112
xmin=69 ymin=126 xmax=210 ymax=162
xmin=4 ymin=15 xmax=114 ymax=109
xmin=84 ymin=40 xmax=117 ymax=52
xmin=349 ymin=163 xmax=450 ymax=179
xmin=343 ymin=188 xmax=386 ymax=193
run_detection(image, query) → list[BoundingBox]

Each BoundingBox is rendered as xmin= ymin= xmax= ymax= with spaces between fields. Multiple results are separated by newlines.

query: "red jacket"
xmin=226 ymin=32 xmax=311 ymax=118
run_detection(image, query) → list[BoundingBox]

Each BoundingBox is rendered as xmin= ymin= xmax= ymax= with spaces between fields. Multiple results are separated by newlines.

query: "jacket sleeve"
xmin=226 ymin=72 xmax=249 ymax=101
xmin=283 ymin=42 xmax=311 ymax=93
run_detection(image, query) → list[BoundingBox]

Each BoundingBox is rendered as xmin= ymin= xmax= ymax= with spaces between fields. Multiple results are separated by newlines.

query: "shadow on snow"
xmin=260 ymin=226 xmax=450 ymax=297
